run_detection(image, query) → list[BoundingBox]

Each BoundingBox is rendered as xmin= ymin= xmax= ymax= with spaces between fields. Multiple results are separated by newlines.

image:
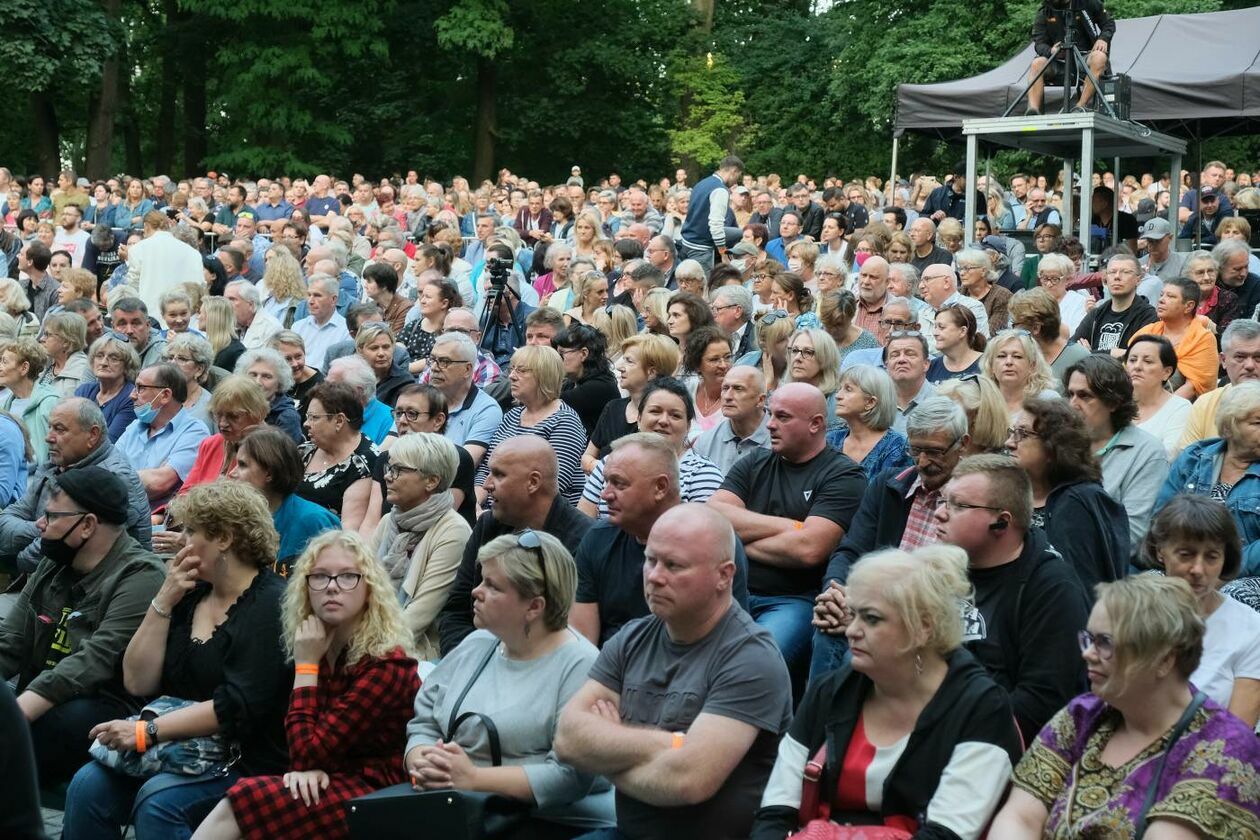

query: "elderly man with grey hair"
xmin=956 ymin=247 xmax=1012 ymax=332
xmin=429 ymin=330 xmax=503 ymax=467
xmin=1214 ymin=237 xmax=1260 ymax=320
xmin=0 ymin=398 xmax=152 ymax=574
xmin=809 ymin=396 xmax=971 ymax=676
xmin=326 ymin=354 xmax=394 ymax=446
xmin=224 ymin=279 xmax=282 ymax=350
xmin=645 ymin=234 xmax=676 ymax=286
xmin=291 ymin=273 xmax=350 ymax=369
xmin=692 ymin=365 xmax=769 ymax=475
xmin=711 ymin=284 xmax=756 ymax=357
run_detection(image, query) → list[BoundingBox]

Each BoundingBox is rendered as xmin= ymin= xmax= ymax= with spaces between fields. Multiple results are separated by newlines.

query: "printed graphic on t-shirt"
xmin=44 ymin=606 xmax=75 ymax=668
xmin=960 ymin=601 xmax=987 ymax=643
xmin=1096 ymin=320 xmax=1125 ymax=352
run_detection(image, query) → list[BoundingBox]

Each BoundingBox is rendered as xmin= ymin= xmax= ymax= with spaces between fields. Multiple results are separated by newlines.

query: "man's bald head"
xmin=653 ymin=504 xmax=736 ymax=570
xmin=767 ymin=382 xmax=828 ymax=461
xmin=313 ymin=259 xmax=338 ymax=278
xmin=383 ymin=248 xmax=408 ymax=274
xmin=774 ymin=382 xmax=827 ymax=417
xmin=494 ymin=435 xmax=557 ymax=492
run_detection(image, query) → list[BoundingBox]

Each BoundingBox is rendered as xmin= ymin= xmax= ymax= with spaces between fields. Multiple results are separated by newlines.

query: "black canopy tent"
xmin=889 ymin=7 xmax=1260 ymax=254
xmin=894 ymin=7 xmax=1260 ymax=140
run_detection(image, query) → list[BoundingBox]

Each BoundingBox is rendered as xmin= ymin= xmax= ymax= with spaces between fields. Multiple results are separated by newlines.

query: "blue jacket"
xmin=1157 ymin=438 xmax=1260 ymax=575
xmin=273 ymin=493 xmax=340 ymax=575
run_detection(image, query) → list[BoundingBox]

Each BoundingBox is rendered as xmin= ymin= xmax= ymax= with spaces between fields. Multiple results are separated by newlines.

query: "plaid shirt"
xmin=898 ymin=475 xmax=941 ymax=550
xmin=418 ymin=349 xmax=501 ymax=388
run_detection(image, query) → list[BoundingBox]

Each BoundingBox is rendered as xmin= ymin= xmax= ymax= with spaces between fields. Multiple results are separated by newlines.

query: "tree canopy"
xmin=0 ymin=0 xmax=1248 ymax=184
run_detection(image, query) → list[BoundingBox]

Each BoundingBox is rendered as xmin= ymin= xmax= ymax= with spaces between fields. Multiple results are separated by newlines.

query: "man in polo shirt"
xmin=291 ymin=274 xmax=350 ymax=370
xmin=693 ymin=366 xmax=770 ymax=476
xmin=114 ymin=364 xmax=209 ymax=509
xmin=908 ymin=217 xmax=954 ymax=274
xmin=431 ymin=331 xmax=503 ymax=469
xmin=854 ymin=256 xmax=892 ymax=343
xmin=1137 ymin=217 xmax=1186 ymax=283
xmin=212 ymin=185 xmax=253 ymax=237
xmin=886 ymin=330 xmax=936 ymax=433
xmin=253 ymin=182 xmax=295 ymax=234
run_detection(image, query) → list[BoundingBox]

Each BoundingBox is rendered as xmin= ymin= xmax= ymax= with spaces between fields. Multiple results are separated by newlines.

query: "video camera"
xmin=486 ymin=256 xmax=514 ymax=293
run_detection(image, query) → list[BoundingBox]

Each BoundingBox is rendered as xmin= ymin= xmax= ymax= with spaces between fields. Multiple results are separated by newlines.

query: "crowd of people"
xmin=0 ymin=155 xmax=1258 ymax=839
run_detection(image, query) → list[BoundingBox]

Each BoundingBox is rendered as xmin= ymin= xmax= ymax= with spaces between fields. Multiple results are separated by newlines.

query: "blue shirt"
xmin=361 ymin=399 xmax=394 ymax=446
xmin=0 ymin=413 xmax=28 ymax=508
xmin=305 ymin=196 xmax=340 ymax=221
xmin=273 ymin=493 xmax=340 ymax=575
xmin=445 ymin=386 xmax=503 ymax=449
xmin=74 ymin=381 xmax=137 ymax=441
xmin=114 ymin=409 xmax=210 ymax=507
xmin=291 ymin=312 xmax=350 ymax=370
xmin=254 ymin=200 xmax=295 ymax=224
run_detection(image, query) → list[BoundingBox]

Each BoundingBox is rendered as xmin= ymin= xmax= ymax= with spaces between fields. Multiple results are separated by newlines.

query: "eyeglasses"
xmin=887 ymin=330 xmax=923 ymax=339
xmin=879 ymin=318 xmax=914 ymax=329
xmin=441 ymin=326 xmax=472 ymax=335
xmin=711 ymin=303 xmax=739 ymax=313
xmin=306 ymin=572 xmax=363 ymax=592
xmin=95 ymin=352 xmax=128 ymax=363
xmin=391 ymin=408 xmax=432 ymax=423
xmin=517 ymin=529 xmax=548 ymax=600
xmin=788 ymin=347 xmax=816 ymax=358
xmin=1037 ymin=273 xmax=1064 ymax=284
xmin=1077 ymin=629 xmax=1115 ymax=660
xmin=44 ymin=509 xmax=89 ymax=521
xmin=1007 ymin=426 xmax=1040 ymax=443
xmin=133 ymin=382 xmax=167 ymax=393
xmin=428 ymin=354 xmax=469 ymax=369
xmin=934 ymin=495 xmax=1004 ymax=515
xmin=908 ymin=437 xmax=963 ymax=460
xmin=305 ymin=412 xmax=341 ymax=422
xmin=168 ymin=354 xmax=196 ymax=364
xmin=759 ymin=309 xmax=791 ymax=326
xmin=384 ymin=464 xmax=420 ymax=481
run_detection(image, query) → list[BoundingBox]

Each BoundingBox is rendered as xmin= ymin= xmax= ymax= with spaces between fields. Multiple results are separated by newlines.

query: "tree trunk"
xmin=31 ymin=91 xmax=61 ymax=176
xmin=85 ymin=55 xmax=121 ymax=175
xmin=693 ymin=0 xmax=715 ymax=32
xmin=153 ymin=0 xmax=179 ymax=174
xmin=118 ymin=43 xmax=143 ymax=175
xmin=472 ymin=56 xmax=496 ymax=185
xmin=182 ymin=58 xmax=207 ymax=177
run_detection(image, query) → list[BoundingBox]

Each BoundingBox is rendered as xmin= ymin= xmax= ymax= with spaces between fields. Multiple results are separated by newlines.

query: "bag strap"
xmin=443 ymin=641 xmax=499 ymax=750
xmin=1134 ymin=690 xmax=1208 ymax=838
xmin=798 ymin=743 xmax=830 ymax=828
xmin=448 ymin=711 xmax=503 ymax=767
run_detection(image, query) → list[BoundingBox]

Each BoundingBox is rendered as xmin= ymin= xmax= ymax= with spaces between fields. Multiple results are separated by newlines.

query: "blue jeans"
xmin=809 ymin=628 xmax=851 ymax=684
xmin=748 ymin=594 xmax=814 ymax=698
xmin=62 ymin=760 xmax=238 ymax=840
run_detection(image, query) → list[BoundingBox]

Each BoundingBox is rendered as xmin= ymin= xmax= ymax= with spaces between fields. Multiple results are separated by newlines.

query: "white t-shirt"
xmin=1191 ymin=595 xmax=1260 ymax=709
xmin=1136 ymin=395 xmax=1192 ymax=457
xmin=1058 ymin=290 xmax=1090 ymax=335
xmin=53 ymin=227 xmax=91 ymax=268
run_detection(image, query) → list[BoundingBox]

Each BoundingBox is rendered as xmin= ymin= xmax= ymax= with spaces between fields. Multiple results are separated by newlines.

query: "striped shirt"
xmin=581 ymin=449 xmax=723 ymax=516
xmin=474 ymin=403 xmax=589 ymax=505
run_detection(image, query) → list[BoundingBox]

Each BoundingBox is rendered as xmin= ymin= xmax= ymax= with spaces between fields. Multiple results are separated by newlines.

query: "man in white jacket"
xmin=126 ymin=210 xmax=203 ymax=327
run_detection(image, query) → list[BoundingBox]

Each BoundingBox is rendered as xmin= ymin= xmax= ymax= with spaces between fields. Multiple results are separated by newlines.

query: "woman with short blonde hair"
xmin=981 ymin=328 xmax=1058 ymax=419
xmin=474 ymin=346 xmax=586 ymax=506
xmin=994 ymin=574 xmax=1260 ymax=838
xmin=934 ymin=374 xmax=1010 ymax=454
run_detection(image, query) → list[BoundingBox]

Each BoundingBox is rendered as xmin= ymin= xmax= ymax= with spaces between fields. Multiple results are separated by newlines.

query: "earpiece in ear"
xmin=989 ymin=518 xmax=1009 ymax=533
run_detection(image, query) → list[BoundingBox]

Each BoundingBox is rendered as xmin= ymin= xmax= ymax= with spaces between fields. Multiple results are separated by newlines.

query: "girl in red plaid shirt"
xmin=193 ymin=530 xmax=419 ymax=840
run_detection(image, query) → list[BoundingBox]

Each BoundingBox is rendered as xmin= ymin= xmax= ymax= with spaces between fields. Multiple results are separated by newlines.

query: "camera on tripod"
xmin=486 ymin=257 xmax=514 ymax=292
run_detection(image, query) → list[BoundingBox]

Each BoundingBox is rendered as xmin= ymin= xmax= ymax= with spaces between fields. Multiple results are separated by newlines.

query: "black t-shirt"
xmin=720 ymin=447 xmax=866 ymax=597
xmin=960 ymin=532 xmax=1090 ymax=738
xmin=1069 ymin=297 xmax=1156 ymax=353
xmin=561 ymin=369 xmax=621 ymax=437
xmin=291 ymin=368 xmax=324 ymax=426
xmin=373 ymin=446 xmax=477 ymax=527
xmin=590 ymin=396 xmax=637 ymax=458
xmin=910 ymin=245 xmax=954 ymax=275
xmin=574 ymin=520 xmax=750 ymax=646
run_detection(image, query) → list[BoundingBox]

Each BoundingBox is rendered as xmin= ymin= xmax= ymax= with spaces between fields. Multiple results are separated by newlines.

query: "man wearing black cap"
xmin=0 ymin=467 xmax=164 ymax=787
xmin=1179 ymin=186 xmax=1226 ymax=246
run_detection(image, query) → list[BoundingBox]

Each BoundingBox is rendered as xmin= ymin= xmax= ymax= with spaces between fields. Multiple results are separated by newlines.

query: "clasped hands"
xmin=813 ymin=580 xmax=853 ymax=637
xmin=406 ymin=740 xmax=479 ymax=790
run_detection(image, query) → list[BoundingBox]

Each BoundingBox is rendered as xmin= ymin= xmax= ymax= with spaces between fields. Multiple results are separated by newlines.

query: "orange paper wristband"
xmin=295 ymin=663 xmax=320 ymax=676
xmin=135 ymin=720 xmax=147 ymax=754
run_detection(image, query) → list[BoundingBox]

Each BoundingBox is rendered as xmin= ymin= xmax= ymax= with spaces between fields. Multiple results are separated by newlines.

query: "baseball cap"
xmin=51 ymin=467 xmax=129 ymax=526
xmin=1200 ymin=186 xmax=1218 ymax=200
xmin=729 ymin=242 xmax=760 ymax=258
xmin=1139 ymin=217 xmax=1172 ymax=240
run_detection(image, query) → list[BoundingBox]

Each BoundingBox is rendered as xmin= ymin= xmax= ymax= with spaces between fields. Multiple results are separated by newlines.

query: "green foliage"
xmin=435 ymin=0 xmax=514 ymax=57
xmin=1 ymin=0 xmax=118 ymax=92
xmin=668 ymin=53 xmax=750 ymax=169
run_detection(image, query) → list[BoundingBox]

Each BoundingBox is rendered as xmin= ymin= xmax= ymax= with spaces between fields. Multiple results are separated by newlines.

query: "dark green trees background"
xmin=0 ymin=0 xmax=1248 ymax=183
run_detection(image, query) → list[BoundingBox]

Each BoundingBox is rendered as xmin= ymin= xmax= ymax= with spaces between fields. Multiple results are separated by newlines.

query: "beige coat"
xmin=370 ymin=506 xmax=471 ymax=661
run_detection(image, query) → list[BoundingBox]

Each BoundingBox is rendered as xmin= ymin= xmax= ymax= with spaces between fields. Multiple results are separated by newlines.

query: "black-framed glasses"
xmin=133 ymin=382 xmax=168 ymax=394
xmin=391 ymin=408 xmax=431 ymax=423
xmin=307 ymin=572 xmax=363 ymax=592
xmin=1007 ymin=426 xmax=1040 ymax=444
xmin=788 ymin=347 xmax=816 ymax=358
xmin=908 ymin=437 xmax=963 ymax=460
xmin=934 ymin=495 xmax=1004 ymax=515
xmin=428 ymin=354 xmax=469 ymax=369
xmin=879 ymin=318 xmax=915 ymax=329
xmin=384 ymin=464 xmax=420 ymax=481
xmin=1077 ymin=629 xmax=1115 ymax=660
xmin=517 ymin=529 xmax=547 ymax=600
xmin=43 ymin=509 xmax=89 ymax=522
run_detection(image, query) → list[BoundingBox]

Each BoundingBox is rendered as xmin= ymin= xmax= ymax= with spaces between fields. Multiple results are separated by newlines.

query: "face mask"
xmin=787 ymin=258 xmax=803 ymax=273
xmin=855 ymin=252 xmax=871 ymax=268
xmin=134 ymin=396 xmax=161 ymax=426
xmin=43 ymin=514 xmax=88 ymax=567
xmin=731 ymin=259 xmax=746 ymax=273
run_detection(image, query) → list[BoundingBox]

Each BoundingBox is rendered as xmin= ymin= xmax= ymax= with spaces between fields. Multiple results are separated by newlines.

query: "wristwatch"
xmin=146 ymin=720 xmax=160 ymax=746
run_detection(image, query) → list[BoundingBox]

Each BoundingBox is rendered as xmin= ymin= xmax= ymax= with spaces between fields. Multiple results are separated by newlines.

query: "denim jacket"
xmin=1157 ymin=438 xmax=1260 ymax=575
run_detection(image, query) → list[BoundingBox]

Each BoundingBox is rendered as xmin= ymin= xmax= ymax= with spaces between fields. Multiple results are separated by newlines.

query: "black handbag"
xmin=347 ymin=642 xmax=528 ymax=840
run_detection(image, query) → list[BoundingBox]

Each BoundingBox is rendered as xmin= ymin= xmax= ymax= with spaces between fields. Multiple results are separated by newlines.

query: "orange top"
xmin=1129 ymin=318 xmax=1220 ymax=396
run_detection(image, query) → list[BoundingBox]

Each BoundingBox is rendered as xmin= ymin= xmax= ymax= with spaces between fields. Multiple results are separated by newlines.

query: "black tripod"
xmin=479 ymin=260 xmax=525 ymax=357
xmin=1004 ymin=1 xmax=1119 ymax=120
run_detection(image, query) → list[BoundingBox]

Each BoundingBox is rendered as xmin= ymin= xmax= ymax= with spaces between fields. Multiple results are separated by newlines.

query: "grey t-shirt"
xmin=588 ymin=603 xmax=792 ymax=839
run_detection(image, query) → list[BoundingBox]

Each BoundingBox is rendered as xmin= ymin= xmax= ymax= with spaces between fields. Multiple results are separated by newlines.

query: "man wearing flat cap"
xmin=0 ymin=466 xmax=164 ymax=787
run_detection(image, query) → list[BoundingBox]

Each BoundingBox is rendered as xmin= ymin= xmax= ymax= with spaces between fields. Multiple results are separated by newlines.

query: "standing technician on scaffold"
xmin=1024 ymin=0 xmax=1116 ymax=116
